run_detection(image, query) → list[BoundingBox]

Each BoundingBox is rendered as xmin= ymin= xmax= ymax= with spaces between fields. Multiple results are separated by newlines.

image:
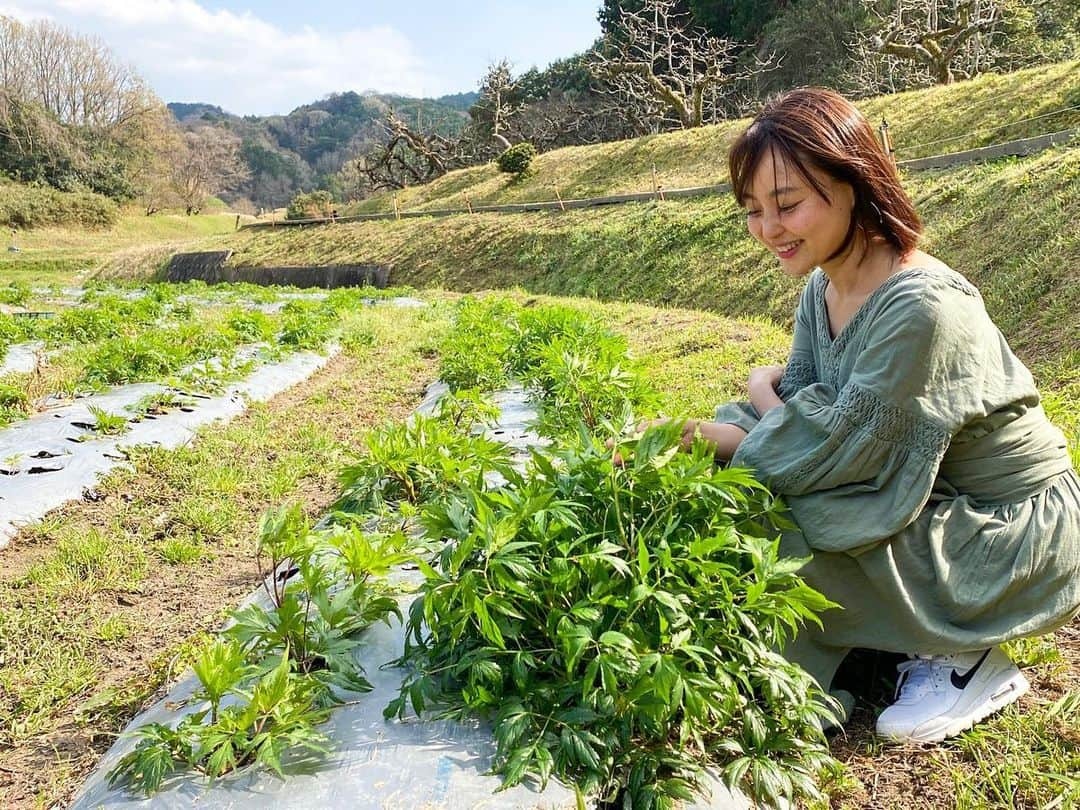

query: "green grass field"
xmin=0 ymin=205 xmax=245 ymax=286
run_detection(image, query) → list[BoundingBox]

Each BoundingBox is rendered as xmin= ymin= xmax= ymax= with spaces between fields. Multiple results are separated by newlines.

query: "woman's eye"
xmin=746 ymin=209 xmax=762 ymax=218
xmin=778 ymin=202 xmax=799 ymax=213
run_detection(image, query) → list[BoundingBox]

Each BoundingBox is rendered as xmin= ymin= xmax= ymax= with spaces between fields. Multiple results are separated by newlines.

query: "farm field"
xmin=0 ymin=277 xmax=1077 ymax=809
xmin=0 ymin=59 xmax=1077 ymax=810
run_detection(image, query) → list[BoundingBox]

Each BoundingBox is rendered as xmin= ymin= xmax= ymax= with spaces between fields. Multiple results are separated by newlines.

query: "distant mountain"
xmin=167 ymin=102 xmax=232 ymax=122
xmin=166 ymin=90 xmax=479 ymax=209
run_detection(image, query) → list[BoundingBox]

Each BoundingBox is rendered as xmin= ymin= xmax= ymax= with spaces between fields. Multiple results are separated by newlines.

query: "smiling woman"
xmin=671 ymin=87 xmax=1080 ymax=746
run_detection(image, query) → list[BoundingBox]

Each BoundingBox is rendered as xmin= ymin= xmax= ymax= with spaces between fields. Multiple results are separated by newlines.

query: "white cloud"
xmin=0 ymin=0 xmax=437 ymax=114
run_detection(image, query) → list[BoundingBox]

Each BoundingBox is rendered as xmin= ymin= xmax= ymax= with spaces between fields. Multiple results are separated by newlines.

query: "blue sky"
xmin=0 ymin=1 xmax=602 ymax=115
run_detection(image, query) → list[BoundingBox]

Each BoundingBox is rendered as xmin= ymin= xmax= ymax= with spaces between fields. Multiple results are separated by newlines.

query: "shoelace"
xmin=894 ymin=654 xmax=952 ymax=702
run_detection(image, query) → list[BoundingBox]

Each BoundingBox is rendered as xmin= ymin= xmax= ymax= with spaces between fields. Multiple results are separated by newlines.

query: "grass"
xmin=0 ymin=206 xmax=247 ymax=286
xmin=340 ymin=61 xmax=1080 ymax=214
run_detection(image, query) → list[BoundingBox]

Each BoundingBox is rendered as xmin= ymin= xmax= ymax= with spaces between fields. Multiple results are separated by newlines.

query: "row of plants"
xmin=359 ymin=298 xmax=839 ymax=808
xmin=107 ymin=505 xmax=417 ymax=793
xmin=0 ymin=282 xmax=403 ymax=428
xmin=108 ymin=295 xmax=837 ymax=809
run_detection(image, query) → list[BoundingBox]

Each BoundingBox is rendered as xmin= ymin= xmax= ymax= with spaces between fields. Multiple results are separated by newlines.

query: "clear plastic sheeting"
xmin=0 ymin=348 xmax=336 ymax=547
xmin=69 ymin=383 xmax=751 ymax=810
xmin=0 ymin=341 xmax=42 ymax=375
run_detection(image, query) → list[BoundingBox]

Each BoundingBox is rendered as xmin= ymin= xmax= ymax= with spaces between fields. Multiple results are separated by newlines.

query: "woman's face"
xmin=742 ymin=148 xmax=855 ymax=277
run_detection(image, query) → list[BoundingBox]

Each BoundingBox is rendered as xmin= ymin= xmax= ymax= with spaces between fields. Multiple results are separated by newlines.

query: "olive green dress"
xmin=715 ymin=266 xmax=1080 ymax=692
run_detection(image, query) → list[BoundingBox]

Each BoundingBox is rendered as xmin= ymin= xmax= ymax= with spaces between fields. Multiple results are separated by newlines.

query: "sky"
xmin=0 ymin=0 xmax=602 ymax=115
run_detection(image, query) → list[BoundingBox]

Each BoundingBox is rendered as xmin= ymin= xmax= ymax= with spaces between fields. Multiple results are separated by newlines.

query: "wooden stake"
xmin=555 ymin=188 xmax=565 ymax=212
xmin=652 ymin=163 xmax=660 ymax=198
xmin=465 ymin=193 xmax=474 ymax=214
xmin=879 ymin=118 xmax=895 ymax=164
xmin=393 ymin=195 xmax=401 ymax=220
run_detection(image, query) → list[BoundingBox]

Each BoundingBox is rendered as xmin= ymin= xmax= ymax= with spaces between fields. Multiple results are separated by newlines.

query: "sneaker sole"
xmin=889 ymin=667 xmax=1030 ymax=744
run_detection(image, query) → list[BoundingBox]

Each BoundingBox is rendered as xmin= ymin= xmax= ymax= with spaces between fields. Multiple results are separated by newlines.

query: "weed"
xmin=96 ymin=614 xmax=133 ymax=643
xmin=26 ymin=528 xmax=146 ymax=595
xmin=157 ymin=537 xmax=205 ymax=565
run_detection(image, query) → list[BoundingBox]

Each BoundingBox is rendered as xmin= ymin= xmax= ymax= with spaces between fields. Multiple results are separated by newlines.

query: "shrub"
xmin=497 ymin=142 xmax=537 ymax=175
xmin=0 ymin=181 xmax=118 ymax=229
xmin=286 ymin=190 xmax=334 ymax=221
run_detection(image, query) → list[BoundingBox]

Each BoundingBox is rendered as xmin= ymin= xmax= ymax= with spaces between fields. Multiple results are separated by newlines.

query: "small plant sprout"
xmin=87 ymin=405 xmax=130 ymax=436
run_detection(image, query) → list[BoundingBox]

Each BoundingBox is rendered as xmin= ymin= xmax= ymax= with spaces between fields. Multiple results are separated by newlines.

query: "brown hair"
xmin=728 ymin=87 xmax=921 ymax=262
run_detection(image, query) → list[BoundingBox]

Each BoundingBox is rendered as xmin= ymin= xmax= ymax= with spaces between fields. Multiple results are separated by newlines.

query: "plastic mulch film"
xmin=68 ymin=383 xmax=751 ymax=810
xmin=0 ymin=348 xmax=335 ymax=547
xmin=0 ymin=341 xmax=42 ymax=375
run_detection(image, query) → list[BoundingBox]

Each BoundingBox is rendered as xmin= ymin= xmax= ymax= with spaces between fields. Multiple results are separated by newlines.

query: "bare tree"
xmin=170 ymin=126 xmax=249 ymax=214
xmin=855 ymin=0 xmax=1008 ymax=87
xmin=588 ymin=0 xmax=766 ymax=129
xmin=0 ymin=16 xmax=156 ymax=130
xmin=471 ymin=60 xmax=524 ymax=150
xmin=356 ymin=109 xmax=476 ymax=192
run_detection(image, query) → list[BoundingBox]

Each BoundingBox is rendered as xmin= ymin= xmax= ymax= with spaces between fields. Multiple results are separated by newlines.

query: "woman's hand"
xmin=605 ymin=418 xmax=747 ymax=465
xmin=748 ymin=364 xmax=785 ymax=417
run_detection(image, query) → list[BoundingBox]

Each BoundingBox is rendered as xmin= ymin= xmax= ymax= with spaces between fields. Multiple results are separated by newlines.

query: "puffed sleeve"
xmin=731 ymin=273 xmax=994 ymax=553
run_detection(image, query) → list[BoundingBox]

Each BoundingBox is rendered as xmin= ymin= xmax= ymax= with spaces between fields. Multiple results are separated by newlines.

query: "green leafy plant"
xmin=387 ymin=422 xmax=839 ymax=809
xmin=497 ymin=142 xmax=537 ymax=175
xmin=0 ymin=282 xmax=31 ymax=306
xmin=225 ymin=506 xmax=402 ymax=701
xmin=107 ymin=647 xmax=332 ymax=795
xmin=126 ymin=391 xmax=194 ymax=419
xmin=225 ymin=308 xmax=276 ymax=343
xmin=107 ymin=504 xmax=410 ymax=796
xmin=0 ymin=381 xmax=29 ymax=427
xmin=85 ymin=405 xmax=130 ymax=436
xmin=335 ymin=410 xmax=513 ymax=516
xmin=438 ymin=297 xmax=517 ymax=391
xmin=279 ymin=300 xmax=335 ymax=349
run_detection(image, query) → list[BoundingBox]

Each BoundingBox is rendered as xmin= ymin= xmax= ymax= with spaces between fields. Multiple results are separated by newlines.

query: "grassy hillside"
xmin=344 ymin=61 xmax=1080 ymax=214
xmin=0 ymin=205 xmax=247 ymax=286
xmin=227 ymin=141 xmax=1079 ymax=386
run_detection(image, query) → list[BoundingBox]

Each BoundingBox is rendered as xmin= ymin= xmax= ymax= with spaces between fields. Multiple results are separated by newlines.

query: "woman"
xmin=672 ymin=88 xmax=1080 ymax=743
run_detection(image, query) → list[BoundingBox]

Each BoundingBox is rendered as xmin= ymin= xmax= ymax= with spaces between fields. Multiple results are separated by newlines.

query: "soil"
xmin=0 ymin=348 xmax=435 ymax=809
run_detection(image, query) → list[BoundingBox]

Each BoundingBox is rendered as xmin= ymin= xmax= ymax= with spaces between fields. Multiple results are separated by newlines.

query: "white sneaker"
xmin=876 ymin=646 xmax=1029 ymax=743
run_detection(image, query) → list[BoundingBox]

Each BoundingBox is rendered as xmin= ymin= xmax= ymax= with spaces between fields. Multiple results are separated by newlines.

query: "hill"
xmin=343 ymin=60 xmax=1080 ymax=214
xmin=167 ymin=91 xmax=478 ymax=210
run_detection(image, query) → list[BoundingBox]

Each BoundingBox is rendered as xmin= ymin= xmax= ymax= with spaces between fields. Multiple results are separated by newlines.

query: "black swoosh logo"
xmin=950 ymin=649 xmax=992 ymax=690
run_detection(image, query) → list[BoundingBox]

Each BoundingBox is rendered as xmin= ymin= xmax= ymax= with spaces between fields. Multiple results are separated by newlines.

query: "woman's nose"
xmin=761 ymin=210 xmax=785 ymax=240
